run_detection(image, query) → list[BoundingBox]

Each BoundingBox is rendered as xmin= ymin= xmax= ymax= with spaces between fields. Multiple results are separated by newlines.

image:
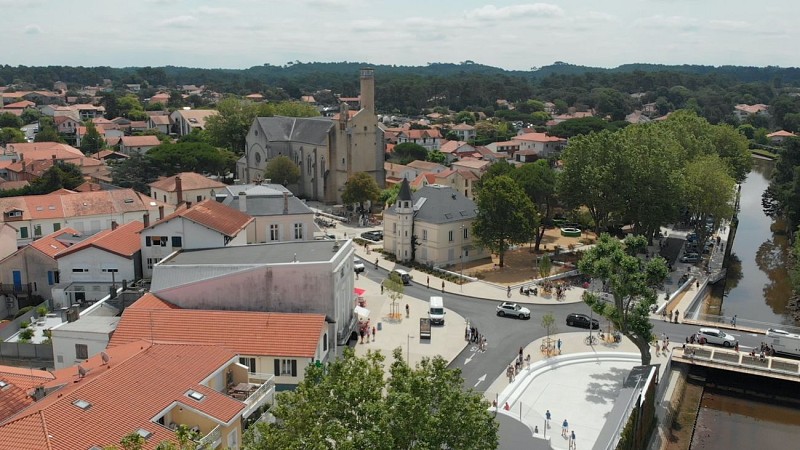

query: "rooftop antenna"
xmin=77 ymin=365 xmax=87 ymax=379
xmin=100 ymin=351 xmax=110 ymax=366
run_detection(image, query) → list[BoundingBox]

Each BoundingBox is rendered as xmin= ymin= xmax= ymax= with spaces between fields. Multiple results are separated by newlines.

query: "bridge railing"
xmin=677 ymin=344 xmax=800 ymax=377
xmin=690 ymin=313 xmax=800 ymax=335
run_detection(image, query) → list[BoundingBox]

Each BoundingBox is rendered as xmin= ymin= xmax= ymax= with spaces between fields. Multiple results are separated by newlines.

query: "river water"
xmin=709 ymin=157 xmax=796 ymax=326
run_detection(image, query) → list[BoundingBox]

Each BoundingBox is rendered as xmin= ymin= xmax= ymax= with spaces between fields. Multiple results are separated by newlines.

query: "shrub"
xmin=20 ymin=321 xmax=29 ymax=329
xmin=36 ymin=306 xmax=49 ymax=317
xmin=18 ymin=328 xmax=34 ymax=340
xmin=14 ymin=306 xmax=34 ymax=319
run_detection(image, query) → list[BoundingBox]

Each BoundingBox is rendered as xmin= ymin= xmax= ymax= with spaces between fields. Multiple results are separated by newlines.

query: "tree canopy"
xmin=0 ymin=127 xmax=25 ymax=145
xmin=147 ymin=142 xmax=237 ymax=176
xmin=391 ymin=142 xmax=428 ymax=164
xmin=243 ymin=347 xmax=497 ymax=450
xmin=579 ymin=234 xmax=669 ymax=365
xmin=264 ymin=155 xmax=300 ymax=185
xmin=512 ymin=159 xmax=557 ymax=251
xmin=79 ymin=121 xmax=105 ymax=154
xmin=472 ymin=175 xmax=537 ymax=267
xmin=341 ymin=172 xmax=381 ymax=210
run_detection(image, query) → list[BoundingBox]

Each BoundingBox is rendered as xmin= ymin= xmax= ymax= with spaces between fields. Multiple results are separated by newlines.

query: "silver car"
xmin=496 ymin=302 xmax=531 ymax=319
xmin=698 ymin=328 xmax=737 ymax=347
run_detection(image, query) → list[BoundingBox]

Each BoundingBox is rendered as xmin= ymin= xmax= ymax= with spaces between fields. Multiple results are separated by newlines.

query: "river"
xmin=708 ymin=157 xmax=796 ymax=326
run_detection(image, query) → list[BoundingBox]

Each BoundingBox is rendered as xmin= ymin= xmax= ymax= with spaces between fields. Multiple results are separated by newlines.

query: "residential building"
xmin=52 ymin=221 xmax=144 ymax=307
xmin=149 ymin=172 xmax=227 ymax=206
xmin=50 ymin=315 xmax=121 ymax=369
xmin=0 ymin=222 xmax=17 ymax=261
xmin=438 ymin=140 xmax=476 ymax=162
xmin=169 ymin=109 xmax=218 ymax=136
xmin=451 ymin=122 xmax=476 ymax=141
xmin=0 ymin=340 xmax=273 ymax=450
xmin=406 ymin=160 xmax=447 ymax=175
xmin=395 ymin=128 xmax=443 ymax=150
xmin=450 ymin=158 xmax=490 ymax=177
xmin=384 ymin=162 xmax=418 ymax=185
xmin=0 ymin=227 xmax=81 ymax=305
xmin=434 ymin=168 xmax=479 ymax=200
xmin=120 ymin=135 xmax=161 ymax=154
xmin=108 ymin=293 xmax=329 ymax=389
xmin=149 ymin=239 xmax=357 ymax=345
xmin=219 ymin=183 xmax=317 ymax=244
xmin=0 ymin=365 xmax=54 ymax=422
xmin=239 ymin=69 xmax=384 ymax=204
xmin=0 ymin=188 xmax=171 ymax=246
xmin=733 ymin=103 xmax=769 ymax=121
xmin=383 ymin=180 xmax=486 ymax=267
xmin=767 ymin=130 xmax=796 ymax=144
xmin=139 ymin=199 xmax=252 ymax=278
xmin=511 ymin=132 xmax=566 ymax=158
xmin=146 ymin=114 xmax=171 ymax=134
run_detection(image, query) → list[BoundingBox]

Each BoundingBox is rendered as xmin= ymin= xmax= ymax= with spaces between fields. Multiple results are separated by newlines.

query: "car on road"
xmin=680 ymin=252 xmax=700 ymax=263
xmin=361 ymin=231 xmax=383 ymax=241
xmin=389 ymin=269 xmax=412 ymax=285
xmin=566 ymin=313 xmax=599 ymax=329
xmin=697 ymin=327 xmax=737 ymax=347
xmin=353 ymin=258 xmax=365 ymax=273
xmin=496 ymin=302 xmax=531 ymax=319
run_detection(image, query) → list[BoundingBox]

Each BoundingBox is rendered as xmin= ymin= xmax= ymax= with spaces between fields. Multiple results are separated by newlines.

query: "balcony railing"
xmin=195 ymin=424 xmax=221 ymax=449
xmin=242 ymin=374 xmax=275 ymax=418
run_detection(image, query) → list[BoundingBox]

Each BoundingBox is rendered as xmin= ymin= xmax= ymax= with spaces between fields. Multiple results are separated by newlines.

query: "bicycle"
xmin=584 ymin=335 xmax=598 ymax=346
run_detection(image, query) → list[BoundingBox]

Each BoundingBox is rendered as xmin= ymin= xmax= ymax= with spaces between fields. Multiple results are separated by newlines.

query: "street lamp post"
xmin=407 ymin=334 xmax=414 ymax=362
xmin=460 ymin=225 xmax=465 ymax=292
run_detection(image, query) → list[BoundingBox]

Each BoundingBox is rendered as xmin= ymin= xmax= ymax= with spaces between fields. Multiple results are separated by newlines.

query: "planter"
xmin=560 ymin=227 xmax=581 ymax=237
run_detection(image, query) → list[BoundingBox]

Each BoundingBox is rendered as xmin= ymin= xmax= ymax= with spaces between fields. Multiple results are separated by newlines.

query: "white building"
xmin=150 ymin=239 xmax=357 ymax=345
xmin=511 ymin=132 xmax=566 ymax=158
xmin=149 ymin=172 xmax=226 ymax=206
xmin=50 ymin=315 xmax=120 ymax=369
xmin=140 ymin=199 xmax=253 ymax=278
xmin=383 ymin=180 xmax=486 ymax=267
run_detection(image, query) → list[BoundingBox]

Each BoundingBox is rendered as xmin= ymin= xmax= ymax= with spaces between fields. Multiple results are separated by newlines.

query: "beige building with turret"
xmin=238 ymin=68 xmax=384 ymax=203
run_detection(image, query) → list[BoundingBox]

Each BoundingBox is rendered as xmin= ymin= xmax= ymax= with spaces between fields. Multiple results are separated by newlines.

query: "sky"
xmin=2 ymin=0 xmax=798 ymax=70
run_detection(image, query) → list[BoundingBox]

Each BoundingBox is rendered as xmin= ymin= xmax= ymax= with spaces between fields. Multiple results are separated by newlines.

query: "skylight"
xmin=187 ymin=390 xmax=205 ymax=401
xmin=73 ymin=399 xmax=91 ymax=410
xmin=136 ymin=428 xmax=153 ymax=440
xmin=0 ymin=381 xmax=8 ymax=388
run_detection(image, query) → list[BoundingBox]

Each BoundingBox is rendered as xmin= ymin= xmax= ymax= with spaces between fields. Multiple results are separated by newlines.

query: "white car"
xmin=496 ymin=302 xmax=531 ymax=319
xmin=353 ymin=259 xmax=365 ymax=273
xmin=697 ymin=328 xmax=737 ymax=347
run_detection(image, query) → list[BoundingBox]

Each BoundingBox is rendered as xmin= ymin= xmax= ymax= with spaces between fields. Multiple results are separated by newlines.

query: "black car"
xmin=566 ymin=313 xmax=599 ymax=329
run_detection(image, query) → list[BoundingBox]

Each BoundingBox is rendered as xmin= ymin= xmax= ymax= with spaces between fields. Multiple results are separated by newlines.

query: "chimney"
xmin=111 ymin=220 xmax=118 ymax=230
xmin=158 ymin=205 xmax=164 ymax=220
xmin=283 ymin=191 xmax=289 ymax=215
xmin=175 ymin=176 xmax=183 ymax=204
xmin=21 ymin=160 xmax=26 ymax=172
xmin=143 ymin=213 xmax=150 ymax=227
xmin=238 ymin=192 xmax=247 ymax=213
xmin=19 ymin=153 xmax=23 ymax=161
xmin=359 ymin=67 xmax=375 ymax=114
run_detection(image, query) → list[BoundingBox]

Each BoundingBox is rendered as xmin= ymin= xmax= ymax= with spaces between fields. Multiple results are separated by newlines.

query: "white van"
xmin=766 ymin=328 xmax=800 ymax=357
xmin=429 ymin=296 xmax=445 ymax=325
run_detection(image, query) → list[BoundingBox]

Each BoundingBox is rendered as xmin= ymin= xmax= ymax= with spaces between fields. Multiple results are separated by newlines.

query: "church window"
xmin=423 ymin=230 xmax=427 ymax=241
xmin=254 ymin=152 xmax=261 ymax=164
xmin=342 ymin=158 xmax=345 ymax=165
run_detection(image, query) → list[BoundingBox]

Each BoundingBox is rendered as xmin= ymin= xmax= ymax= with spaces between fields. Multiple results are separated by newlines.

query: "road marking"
xmin=465 ymin=354 xmax=474 ymax=365
xmin=470 ymin=346 xmax=478 ymax=352
xmin=474 ymin=374 xmax=486 ymax=388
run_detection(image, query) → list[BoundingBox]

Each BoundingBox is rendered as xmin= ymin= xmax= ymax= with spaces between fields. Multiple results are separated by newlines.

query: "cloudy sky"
xmin=3 ymin=0 xmax=797 ymax=70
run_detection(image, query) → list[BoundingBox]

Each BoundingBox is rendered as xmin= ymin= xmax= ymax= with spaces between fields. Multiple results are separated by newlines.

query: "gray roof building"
xmin=384 ymin=183 xmax=479 ymax=224
xmin=220 ymin=183 xmax=314 ymax=217
xmin=253 ymin=117 xmax=334 ymax=146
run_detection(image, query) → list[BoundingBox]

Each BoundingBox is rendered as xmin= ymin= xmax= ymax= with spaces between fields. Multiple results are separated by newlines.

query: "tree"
xmin=79 ymin=121 xmax=105 ymax=154
xmin=29 ymin=163 xmax=85 ymax=194
xmin=205 ymin=97 xmax=271 ymax=154
xmin=426 ymin=149 xmax=446 ymax=164
xmin=264 ymin=155 xmax=300 ymax=185
xmin=243 ymin=347 xmax=497 ymax=450
xmin=455 ymin=111 xmax=476 ymax=125
xmin=117 ymin=94 xmax=147 ymax=120
xmin=549 ymin=116 xmax=613 ymax=138
xmin=147 ymin=142 xmax=237 ymax=176
xmin=111 ymin=153 xmax=161 ymax=193
xmin=392 ymin=142 xmax=427 ymax=164
xmin=473 ymin=175 xmax=537 ymax=267
xmin=537 ymin=253 xmax=552 ymax=280
xmin=341 ymin=172 xmax=381 ymax=211
xmin=512 ymin=160 xmax=556 ymax=251
xmin=578 ymin=234 xmax=668 ymax=365
xmin=20 ymin=108 xmax=41 ymax=125
xmin=383 ymin=271 xmax=405 ymax=318
xmin=34 ymin=117 xmax=64 ymax=143
xmin=683 ymin=154 xmax=736 ymax=248
xmin=378 ymin=183 xmax=403 ymax=206
xmin=0 ymin=127 xmax=25 ymax=145
xmin=0 ymin=112 xmax=22 ymax=128
xmin=541 ymin=312 xmax=557 ymax=340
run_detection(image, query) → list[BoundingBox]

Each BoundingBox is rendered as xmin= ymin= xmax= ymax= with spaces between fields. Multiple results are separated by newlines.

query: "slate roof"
xmin=384 ymin=184 xmax=477 ymax=224
xmin=254 ymin=116 xmax=334 ymax=146
xmin=109 ymin=300 xmax=325 ymax=358
xmin=221 ymin=184 xmax=314 ymax=216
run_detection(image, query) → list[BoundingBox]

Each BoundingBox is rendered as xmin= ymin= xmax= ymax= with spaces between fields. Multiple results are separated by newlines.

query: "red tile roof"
xmin=127 ymin=293 xmax=181 ymax=310
xmin=110 ymin=301 xmax=325 ymax=358
xmin=28 ymin=227 xmax=81 ymax=258
xmin=120 ymin=135 xmax=161 ymax=148
xmin=0 ymin=366 xmax=55 ymax=421
xmin=767 ymin=130 xmax=795 ymax=138
xmin=148 ymin=199 xmax=252 ymax=237
xmin=3 ymin=100 xmax=36 ymax=109
xmin=148 ymin=115 xmax=170 ymax=125
xmin=513 ymin=132 xmax=565 ymax=143
xmin=0 ymin=341 xmax=244 ymax=450
xmin=55 ymin=221 xmax=143 ymax=259
xmin=148 ymin=172 xmax=226 ymax=192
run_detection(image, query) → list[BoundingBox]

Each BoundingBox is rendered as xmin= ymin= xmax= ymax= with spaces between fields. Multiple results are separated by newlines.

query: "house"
xmin=119 ymin=135 xmax=161 ymax=154
xmin=146 ymin=114 xmax=171 ymax=134
xmin=0 ymin=227 xmax=81 ymax=305
xmin=766 ymin=130 xmax=796 ymax=144
xmin=149 ymin=239 xmax=357 ymax=345
xmin=484 ymin=140 xmax=520 ymax=156
xmin=148 ymin=92 xmax=170 ymax=105
xmin=90 ymin=149 xmax=129 ymax=163
xmin=451 ymin=122 xmax=476 ymax=141
xmin=734 ymin=103 xmax=769 ymax=121
xmin=72 ymin=103 xmax=106 ymax=120
xmin=511 ymin=132 xmax=566 ymax=157
xmin=50 ymin=315 xmax=121 ymax=369
xmin=0 ymin=340 xmax=273 ymax=450
xmin=149 ymin=172 xmax=227 ymax=206
xmin=395 ymin=128 xmax=443 ymax=150
xmin=219 ymin=183 xmax=318 ymax=244
xmin=383 ymin=180 xmax=486 ymax=267
xmin=439 ymin=140 xmax=476 ymax=162
xmin=474 ymin=145 xmax=507 ymax=162
xmin=434 ymin=168 xmax=478 ymax=200
xmin=54 ymin=115 xmax=79 ymax=137
xmin=0 ymin=365 xmax=54 ymax=422
xmin=108 ymin=293 xmax=329 ymax=389
xmin=2 ymin=100 xmax=36 ymax=111
xmin=51 ymin=221 xmax=144 ymax=307
xmin=450 ymin=158 xmax=490 ymax=177
xmin=169 ymin=109 xmax=219 ymax=136
xmin=239 ymin=69 xmax=384 ymax=203
xmin=406 ymin=160 xmax=447 ymax=175
xmin=0 ymin=222 xmax=17 ymax=261
xmin=0 ymin=188 xmax=173 ymax=246
xmin=245 ymin=93 xmax=264 ymax=101
xmin=139 ymin=199 xmax=253 ymax=278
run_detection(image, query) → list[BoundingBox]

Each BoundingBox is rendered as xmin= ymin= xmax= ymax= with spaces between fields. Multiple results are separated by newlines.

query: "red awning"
xmin=354 ymin=288 xmax=366 ymax=296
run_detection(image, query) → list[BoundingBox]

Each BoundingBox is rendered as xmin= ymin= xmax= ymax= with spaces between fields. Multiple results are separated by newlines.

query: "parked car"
xmin=353 ymin=259 xmax=365 ymax=273
xmin=496 ymin=302 xmax=531 ymax=319
xmin=680 ymin=253 xmax=700 ymax=263
xmin=697 ymin=327 xmax=737 ymax=347
xmin=361 ymin=231 xmax=383 ymax=241
xmin=566 ymin=313 xmax=599 ymax=329
xmin=389 ymin=269 xmax=412 ymax=285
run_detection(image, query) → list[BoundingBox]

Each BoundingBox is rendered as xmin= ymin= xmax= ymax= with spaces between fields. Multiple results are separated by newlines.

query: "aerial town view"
xmin=2 ymin=1 xmax=800 ymax=449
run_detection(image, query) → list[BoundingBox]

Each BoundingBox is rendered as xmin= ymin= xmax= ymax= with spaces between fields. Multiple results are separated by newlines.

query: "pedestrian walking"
xmin=427 ymin=276 xmax=430 ymax=289
xmin=405 ymin=304 xmax=410 ymax=318
xmin=359 ymin=328 xmax=365 ymax=344
xmin=731 ymin=314 xmax=737 ymax=327
xmin=562 ymin=419 xmax=569 ymax=437
xmin=675 ymin=311 xmax=680 ymax=323
xmin=570 ymin=430 xmax=576 ymax=449
xmin=372 ymin=326 xmax=376 ymax=342
xmin=734 ymin=342 xmax=739 ymax=352
xmin=545 ymin=410 xmax=551 ymax=428
xmin=381 ymin=284 xmax=384 ymax=295
xmin=557 ymin=338 xmax=562 ymax=355
xmin=441 ymin=280 xmax=445 ymax=292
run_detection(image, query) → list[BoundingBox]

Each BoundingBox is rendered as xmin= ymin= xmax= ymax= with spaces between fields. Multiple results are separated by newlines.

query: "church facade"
xmin=238 ymin=68 xmax=384 ymax=204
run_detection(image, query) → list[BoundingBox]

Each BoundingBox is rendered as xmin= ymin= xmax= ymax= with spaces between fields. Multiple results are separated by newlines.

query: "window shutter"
xmin=291 ymin=360 xmax=297 ymax=377
xmin=145 ymin=236 xmax=152 ymax=247
xmin=274 ymin=359 xmax=280 ymax=376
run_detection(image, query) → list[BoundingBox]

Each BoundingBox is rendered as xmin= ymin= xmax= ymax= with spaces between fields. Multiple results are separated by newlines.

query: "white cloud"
xmin=198 ymin=6 xmax=239 ymax=17
xmin=157 ymin=15 xmax=197 ymax=28
xmin=707 ymin=19 xmax=748 ymax=32
xmin=634 ymin=15 xmax=699 ymax=32
xmin=24 ymin=24 xmax=42 ymax=34
xmin=304 ymin=0 xmax=363 ymax=8
xmin=465 ymin=3 xmax=563 ymax=21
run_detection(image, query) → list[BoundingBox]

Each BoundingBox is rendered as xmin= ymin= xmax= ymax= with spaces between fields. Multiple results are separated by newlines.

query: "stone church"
xmin=238 ymin=68 xmax=385 ymax=204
